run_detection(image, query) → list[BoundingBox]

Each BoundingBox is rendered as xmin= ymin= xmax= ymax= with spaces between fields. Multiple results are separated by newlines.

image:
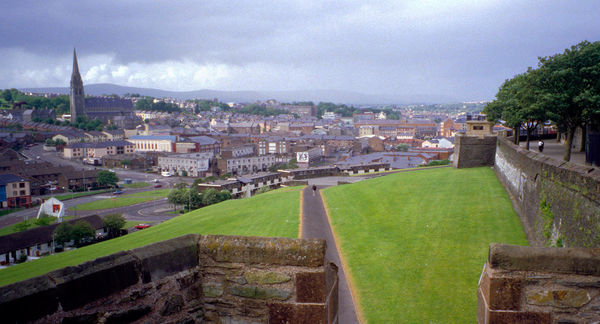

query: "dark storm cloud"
xmin=1 ymin=0 xmax=599 ymax=100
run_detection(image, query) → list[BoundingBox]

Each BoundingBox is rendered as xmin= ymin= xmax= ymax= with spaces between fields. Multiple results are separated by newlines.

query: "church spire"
xmin=72 ymin=48 xmax=80 ymax=76
xmin=70 ymin=48 xmax=85 ymax=121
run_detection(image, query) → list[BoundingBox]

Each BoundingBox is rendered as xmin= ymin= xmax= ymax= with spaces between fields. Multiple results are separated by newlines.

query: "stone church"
xmin=69 ymin=49 xmax=139 ymax=128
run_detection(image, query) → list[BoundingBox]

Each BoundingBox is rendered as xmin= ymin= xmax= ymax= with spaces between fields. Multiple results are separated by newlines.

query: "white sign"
xmin=297 ymin=152 xmax=309 ymax=163
xmin=197 ymin=159 xmax=209 ymax=171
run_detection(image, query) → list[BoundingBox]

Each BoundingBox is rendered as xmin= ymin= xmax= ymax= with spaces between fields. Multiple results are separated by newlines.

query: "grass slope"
xmin=71 ymin=189 xmax=170 ymax=211
xmin=0 ymin=186 xmax=302 ymax=287
xmin=322 ymin=167 xmax=527 ymax=323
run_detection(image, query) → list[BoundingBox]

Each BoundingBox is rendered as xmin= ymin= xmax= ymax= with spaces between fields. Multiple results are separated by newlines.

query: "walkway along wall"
xmin=0 ymin=234 xmax=339 ymax=324
xmin=478 ymin=243 xmax=600 ymax=323
xmin=494 ymin=137 xmax=600 ymax=247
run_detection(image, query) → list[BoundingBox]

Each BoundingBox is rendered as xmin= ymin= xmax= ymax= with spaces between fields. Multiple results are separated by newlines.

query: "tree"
xmin=98 ymin=170 xmax=119 ymax=187
xmin=396 ymin=143 xmax=409 ymax=152
xmin=54 ymin=222 xmax=74 ymax=246
xmin=536 ymin=41 xmax=600 ymax=161
xmin=102 ymin=213 xmax=126 ymax=238
xmin=71 ymin=221 xmax=95 ymax=245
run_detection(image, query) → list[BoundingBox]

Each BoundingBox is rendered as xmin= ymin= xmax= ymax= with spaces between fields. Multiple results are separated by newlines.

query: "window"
xmin=12 ymin=183 xmax=17 ymax=188
xmin=473 ymin=125 xmax=484 ymax=130
xmin=20 ymin=190 xmax=25 ymax=196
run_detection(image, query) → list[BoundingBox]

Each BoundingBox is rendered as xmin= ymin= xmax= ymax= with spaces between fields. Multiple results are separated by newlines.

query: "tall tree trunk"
xmin=526 ymin=128 xmax=531 ymax=150
xmin=513 ymin=128 xmax=520 ymax=145
xmin=563 ymin=127 xmax=575 ymax=161
xmin=556 ymin=131 xmax=561 ymax=143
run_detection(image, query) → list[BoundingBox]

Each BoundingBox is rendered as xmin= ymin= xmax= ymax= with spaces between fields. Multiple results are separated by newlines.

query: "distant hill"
xmin=20 ymin=83 xmax=460 ymax=105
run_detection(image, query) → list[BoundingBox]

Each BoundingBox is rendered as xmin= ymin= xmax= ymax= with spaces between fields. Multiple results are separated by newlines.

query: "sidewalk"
xmin=519 ymin=140 xmax=587 ymax=166
xmin=302 ymin=185 xmax=360 ymax=324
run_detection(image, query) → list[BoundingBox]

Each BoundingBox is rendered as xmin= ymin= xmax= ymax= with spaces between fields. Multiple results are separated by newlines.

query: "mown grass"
xmin=0 ymin=216 xmax=75 ymax=237
xmin=70 ymin=189 xmax=171 ymax=211
xmin=322 ymin=167 xmax=527 ymax=323
xmin=0 ymin=186 xmax=302 ymax=286
xmin=52 ymin=189 xmax=111 ymax=201
xmin=121 ymin=182 xmax=150 ymax=189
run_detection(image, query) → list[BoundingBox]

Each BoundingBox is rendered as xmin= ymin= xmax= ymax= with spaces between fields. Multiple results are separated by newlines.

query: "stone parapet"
xmin=453 ymin=134 xmax=497 ymax=168
xmin=478 ymin=243 xmax=600 ymax=323
xmin=494 ymin=137 xmax=600 ymax=247
xmin=0 ymin=234 xmax=338 ymax=324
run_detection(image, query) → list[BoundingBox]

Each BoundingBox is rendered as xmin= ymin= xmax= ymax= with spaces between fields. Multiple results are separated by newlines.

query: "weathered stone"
xmin=0 ymin=275 xmax=58 ymax=323
xmin=49 ymin=251 xmax=140 ymax=311
xmin=226 ymin=275 xmax=247 ymax=285
xmin=244 ymin=270 xmax=291 ymax=285
xmin=161 ymin=294 xmax=185 ymax=316
xmin=268 ymin=303 xmax=296 ymax=324
xmin=297 ymin=304 xmax=327 ymax=324
xmin=199 ymin=235 xmax=325 ymax=267
xmin=478 ymin=264 xmax=522 ymax=310
xmin=61 ymin=312 xmax=100 ymax=324
xmin=229 ymin=285 xmax=291 ymax=300
xmin=296 ymin=272 xmax=326 ymax=303
xmin=526 ymin=289 xmax=591 ymax=308
xmin=489 ymin=243 xmax=600 ymax=276
xmin=203 ymin=282 xmax=224 ymax=298
xmin=487 ymin=310 xmax=552 ymax=324
xmin=557 ymin=280 xmax=600 ymax=288
xmin=131 ymin=234 xmax=200 ymax=283
xmin=105 ymin=305 xmax=152 ymax=324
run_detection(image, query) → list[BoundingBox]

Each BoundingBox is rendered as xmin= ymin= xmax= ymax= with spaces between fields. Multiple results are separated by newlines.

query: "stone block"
xmin=203 ymin=282 xmax=224 ymax=298
xmin=487 ymin=310 xmax=552 ymax=324
xmin=489 ymin=244 xmax=600 ymax=276
xmin=296 ymin=271 xmax=326 ymax=303
xmin=268 ymin=303 xmax=296 ymax=324
xmin=199 ymin=235 xmax=326 ymax=267
xmin=229 ymin=285 xmax=291 ymax=300
xmin=105 ymin=305 xmax=152 ymax=324
xmin=48 ymin=251 xmax=140 ymax=311
xmin=160 ymin=294 xmax=185 ymax=316
xmin=0 ymin=275 xmax=58 ymax=323
xmin=245 ymin=270 xmax=291 ymax=285
xmin=478 ymin=264 xmax=522 ymax=310
xmin=131 ymin=234 xmax=200 ymax=283
xmin=526 ymin=289 xmax=591 ymax=308
xmin=297 ymin=304 xmax=327 ymax=324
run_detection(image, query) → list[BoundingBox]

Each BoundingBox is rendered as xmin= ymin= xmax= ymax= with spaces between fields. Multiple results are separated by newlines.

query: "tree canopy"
xmin=484 ymin=40 xmax=600 ymax=161
xmin=98 ymin=170 xmax=119 ymax=187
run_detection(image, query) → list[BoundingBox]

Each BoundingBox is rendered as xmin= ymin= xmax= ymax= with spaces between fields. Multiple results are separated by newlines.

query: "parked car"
xmin=113 ymin=189 xmax=123 ymax=195
xmin=153 ymin=184 xmax=162 ymax=188
xmin=135 ymin=223 xmax=151 ymax=229
xmin=152 ymin=179 xmax=159 ymax=183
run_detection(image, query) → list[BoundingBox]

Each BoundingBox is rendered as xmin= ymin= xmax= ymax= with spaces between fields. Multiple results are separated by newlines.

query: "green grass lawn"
xmin=121 ymin=182 xmax=150 ymax=189
xmin=70 ymin=189 xmax=171 ymax=211
xmin=0 ymin=186 xmax=302 ymax=287
xmin=52 ymin=189 xmax=111 ymax=201
xmin=0 ymin=216 xmax=75 ymax=237
xmin=0 ymin=208 xmax=24 ymax=217
xmin=322 ymin=167 xmax=527 ymax=323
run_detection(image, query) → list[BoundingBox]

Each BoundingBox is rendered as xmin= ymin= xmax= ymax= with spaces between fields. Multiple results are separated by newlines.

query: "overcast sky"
xmin=1 ymin=0 xmax=599 ymax=101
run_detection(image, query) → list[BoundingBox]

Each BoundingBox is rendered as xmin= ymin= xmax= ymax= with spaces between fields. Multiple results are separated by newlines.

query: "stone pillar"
xmin=478 ymin=243 xmax=600 ymax=323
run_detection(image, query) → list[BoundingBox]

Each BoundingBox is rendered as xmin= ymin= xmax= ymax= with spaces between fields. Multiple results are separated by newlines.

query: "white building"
xmin=158 ymin=152 xmax=214 ymax=177
xmin=128 ymin=135 xmax=177 ymax=152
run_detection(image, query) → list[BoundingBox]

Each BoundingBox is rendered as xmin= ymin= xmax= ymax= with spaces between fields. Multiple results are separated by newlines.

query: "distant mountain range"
xmin=20 ymin=83 xmax=461 ymax=105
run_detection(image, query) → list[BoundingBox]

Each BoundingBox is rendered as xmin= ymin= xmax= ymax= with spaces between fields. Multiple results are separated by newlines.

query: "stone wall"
xmin=453 ymin=134 xmax=498 ymax=168
xmin=478 ymin=243 xmax=600 ymax=323
xmin=0 ymin=234 xmax=338 ymax=324
xmin=494 ymin=137 xmax=600 ymax=247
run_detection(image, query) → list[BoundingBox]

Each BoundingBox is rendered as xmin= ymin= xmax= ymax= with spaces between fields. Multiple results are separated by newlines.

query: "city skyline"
xmin=1 ymin=0 xmax=599 ymax=102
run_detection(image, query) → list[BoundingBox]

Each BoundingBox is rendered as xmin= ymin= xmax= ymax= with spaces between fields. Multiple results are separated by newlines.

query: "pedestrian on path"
xmin=312 ymin=185 xmax=317 ymax=196
xmin=538 ymin=139 xmax=544 ymax=152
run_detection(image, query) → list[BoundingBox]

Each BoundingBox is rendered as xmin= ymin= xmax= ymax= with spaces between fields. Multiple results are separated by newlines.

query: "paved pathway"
xmin=302 ymin=185 xmax=360 ymax=324
xmin=519 ymin=140 xmax=587 ymax=166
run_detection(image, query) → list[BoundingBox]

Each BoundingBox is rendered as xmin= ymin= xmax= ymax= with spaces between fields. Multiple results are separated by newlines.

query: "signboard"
xmin=297 ymin=152 xmax=309 ymax=163
xmin=197 ymin=159 xmax=210 ymax=171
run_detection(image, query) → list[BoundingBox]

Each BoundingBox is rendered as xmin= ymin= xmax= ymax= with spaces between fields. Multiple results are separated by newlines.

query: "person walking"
xmin=312 ymin=185 xmax=317 ymax=196
xmin=538 ymin=139 xmax=544 ymax=152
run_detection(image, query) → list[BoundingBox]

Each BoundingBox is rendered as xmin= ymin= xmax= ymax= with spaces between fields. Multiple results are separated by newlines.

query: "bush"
xmin=54 ymin=222 xmax=74 ymax=246
xmin=35 ymin=216 xmax=53 ymax=226
xmin=16 ymin=254 xmax=27 ymax=264
xmin=72 ymin=221 xmax=95 ymax=245
xmin=103 ymin=214 xmax=126 ymax=238
xmin=14 ymin=220 xmax=32 ymax=232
